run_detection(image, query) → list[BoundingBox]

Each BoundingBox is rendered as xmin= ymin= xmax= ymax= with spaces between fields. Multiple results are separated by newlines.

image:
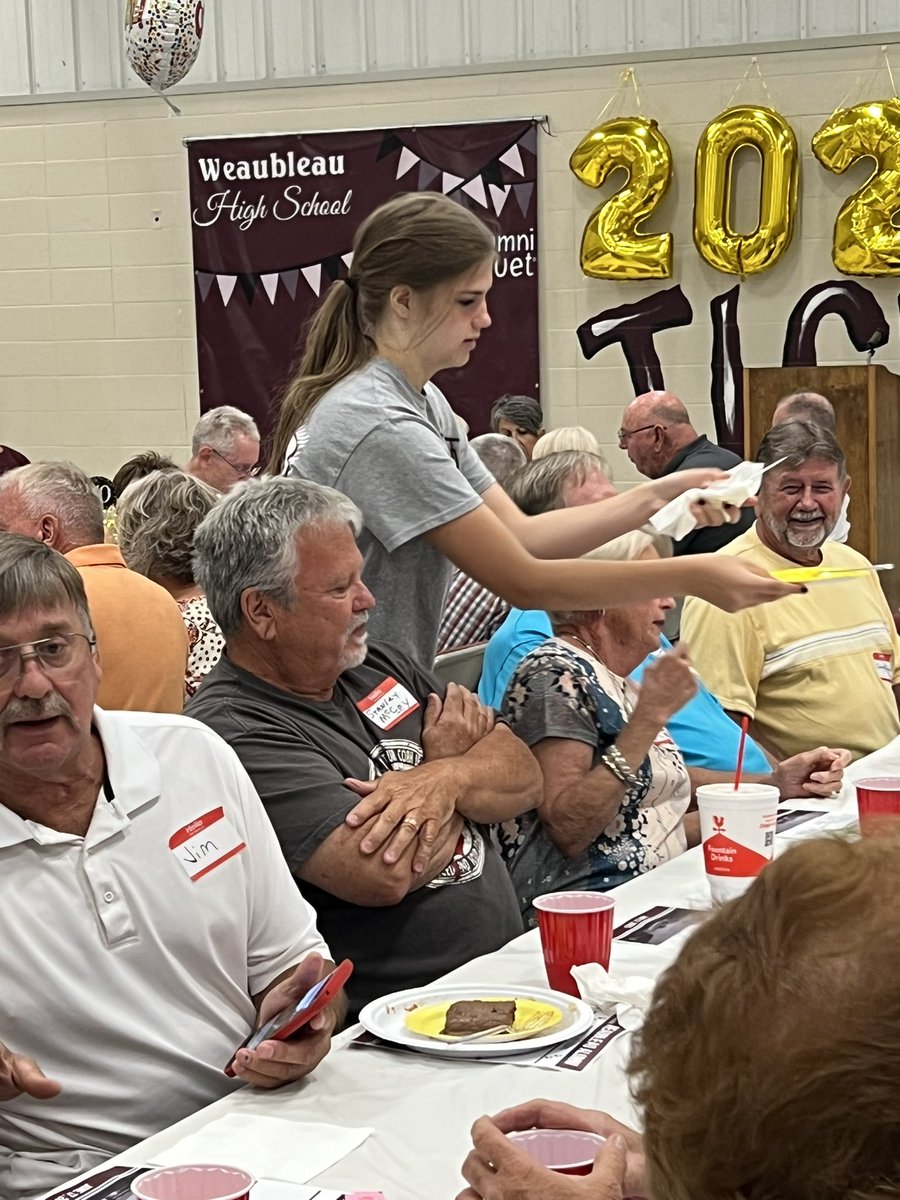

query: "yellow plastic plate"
xmin=772 ymin=565 xmax=885 ymax=584
xmin=403 ymin=996 xmax=563 ymax=1043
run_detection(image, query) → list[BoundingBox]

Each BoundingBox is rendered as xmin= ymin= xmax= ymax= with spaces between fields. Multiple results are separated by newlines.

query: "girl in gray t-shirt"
xmin=268 ymin=192 xmax=798 ymax=664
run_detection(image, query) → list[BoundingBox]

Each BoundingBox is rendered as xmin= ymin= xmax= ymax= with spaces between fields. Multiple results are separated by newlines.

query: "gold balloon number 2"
xmin=812 ymin=99 xmax=900 ymax=275
xmin=570 ymin=117 xmax=673 ymax=280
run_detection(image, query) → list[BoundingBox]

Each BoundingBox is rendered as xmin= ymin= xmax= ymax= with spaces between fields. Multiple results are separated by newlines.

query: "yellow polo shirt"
xmin=681 ymin=525 xmax=900 ymax=760
xmin=66 ymin=544 xmax=188 ymax=713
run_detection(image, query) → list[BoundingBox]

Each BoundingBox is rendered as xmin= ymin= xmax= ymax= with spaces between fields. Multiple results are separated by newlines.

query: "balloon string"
xmin=155 ymin=88 xmax=182 ymax=116
xmin=883 ymin=46 xmax=898 ymax=99
xmin=833 ymin=46 xmax=897 ymax=116
xmin=592 ymin=66 xmax=644 ymax=125
xmin=727 ymin=56 xmax=774 ymax=109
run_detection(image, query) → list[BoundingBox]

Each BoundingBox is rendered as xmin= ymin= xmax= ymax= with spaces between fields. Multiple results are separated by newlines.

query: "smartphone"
xmin=224 ymin=958 xmax=353 ymax=1076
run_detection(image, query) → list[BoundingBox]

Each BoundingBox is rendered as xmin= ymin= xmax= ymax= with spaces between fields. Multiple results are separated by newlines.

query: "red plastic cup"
xmin=532 ymin=891 xmax=615 ymax=997
xmin=856 ymin=776 xmax=900 ymax=834
xmin=507 ymin=1128 xmax=606 ymax=1175
xmin=131 ymin=1164 xmax=255 ymax=1200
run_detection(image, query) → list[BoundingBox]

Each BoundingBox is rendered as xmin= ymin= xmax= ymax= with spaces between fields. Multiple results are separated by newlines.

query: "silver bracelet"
xmin=599 ymin=743 xmax=643 ymax=789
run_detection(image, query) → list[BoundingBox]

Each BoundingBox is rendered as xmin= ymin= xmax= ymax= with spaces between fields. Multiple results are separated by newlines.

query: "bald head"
xmin=618 ymin=391 xmax=698 ymax=479
xmin=771 ymin=391 xmax=836 ymax=433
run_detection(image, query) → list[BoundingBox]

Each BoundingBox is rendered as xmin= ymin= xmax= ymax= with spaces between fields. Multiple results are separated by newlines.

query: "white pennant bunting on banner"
xmin=396 ymin=146 xmax=420 ymax=179
xmin=341 ymin=252 xmax=354 ymax=268
xmin=499 ymin=144 xmax=525 ymax=175
xmin=216 ymin=275 xmax=237 ymax=306
xmin=442 ymin=171 xmax=464 ymax=194
xmin=301 ymin=264 xmax=322 ymax=296
xmin=489 ymin=183 xmax=511 ymax=215
xmin=260 ymin=273 xmax=279 ymax=304
xmin=461 ymin=176 xmax=488 ymax=207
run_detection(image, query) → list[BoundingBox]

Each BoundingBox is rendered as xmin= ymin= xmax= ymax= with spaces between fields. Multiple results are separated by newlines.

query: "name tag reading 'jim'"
xmin=169 ymin=807 xmax=247 ymax=881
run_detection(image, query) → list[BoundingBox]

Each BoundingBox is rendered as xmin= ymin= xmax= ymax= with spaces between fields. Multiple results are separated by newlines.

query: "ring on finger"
xmin=400 ymin=816 xmax=419 ymax=833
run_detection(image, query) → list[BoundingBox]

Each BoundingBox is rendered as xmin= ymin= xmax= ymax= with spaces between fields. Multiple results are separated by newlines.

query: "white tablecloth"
xmin=95 ymin=738 xmax=900 ymax=1200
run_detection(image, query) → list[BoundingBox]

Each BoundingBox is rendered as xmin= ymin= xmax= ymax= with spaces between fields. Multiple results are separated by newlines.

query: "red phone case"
xmin=224 ymin=958 xmax=353 ymax=1076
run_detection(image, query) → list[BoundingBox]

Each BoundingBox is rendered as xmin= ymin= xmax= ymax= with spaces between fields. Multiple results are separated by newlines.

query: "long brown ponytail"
xmin=268 ymin=192 xmax=496 ymax=474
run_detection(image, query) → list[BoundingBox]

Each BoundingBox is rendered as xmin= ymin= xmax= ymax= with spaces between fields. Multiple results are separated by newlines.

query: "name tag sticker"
xmin=874 ymin=652 xmax=893 ymax=682
xmin=357 ymin=676 xmax=420 ymax=730
xmin=169 ymin=807 xmax=246 ymax=881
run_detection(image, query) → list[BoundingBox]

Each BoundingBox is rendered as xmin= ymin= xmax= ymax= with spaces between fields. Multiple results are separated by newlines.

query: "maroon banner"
xmin=186 ymin=120 xmax=540 ymax=443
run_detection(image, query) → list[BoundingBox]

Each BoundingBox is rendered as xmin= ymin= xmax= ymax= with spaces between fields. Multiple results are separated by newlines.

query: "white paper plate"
xmin=358 ymin=983 xmax=594 ymax=1059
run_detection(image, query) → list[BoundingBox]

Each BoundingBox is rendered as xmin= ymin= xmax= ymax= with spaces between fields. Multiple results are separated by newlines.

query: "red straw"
xmin=734 ymin=714 xmax=750 ymax=791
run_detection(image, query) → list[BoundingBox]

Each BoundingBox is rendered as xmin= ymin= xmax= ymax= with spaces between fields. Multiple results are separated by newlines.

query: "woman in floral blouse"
xmin=499 ymin=528 xmax=846 ymax=923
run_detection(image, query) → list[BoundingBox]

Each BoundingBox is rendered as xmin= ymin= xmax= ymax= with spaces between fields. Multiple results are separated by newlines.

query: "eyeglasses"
xmin=207 ymin=446 xmax=261 ymax=478
xmin=617 ymin=423 xmax=663 ymax=444
xmin=0 ymin=632 xmax=96 ymax=685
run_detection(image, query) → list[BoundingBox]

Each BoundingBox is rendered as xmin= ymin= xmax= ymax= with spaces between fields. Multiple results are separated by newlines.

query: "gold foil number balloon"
xmin=693 ymin=105 xmax=799 ymax=275
xmin=570 ymin=117 xmax=673 ymax=280
xmin=125 ymin=0 xmax=205 ymax=93
xmin=812 ymin=99 xmax=900 ymax=275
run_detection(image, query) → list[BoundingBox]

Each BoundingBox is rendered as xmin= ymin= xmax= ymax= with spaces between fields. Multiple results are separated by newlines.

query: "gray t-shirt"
xmin=187 ymin=645 xmax=523 ymax=1017
xmin=284 ymin=357 xmax=495 ymax=662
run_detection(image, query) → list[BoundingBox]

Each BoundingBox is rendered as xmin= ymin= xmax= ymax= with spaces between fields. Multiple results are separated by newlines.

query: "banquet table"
xmin=73 ymin=738 xmax=900 ymax=1200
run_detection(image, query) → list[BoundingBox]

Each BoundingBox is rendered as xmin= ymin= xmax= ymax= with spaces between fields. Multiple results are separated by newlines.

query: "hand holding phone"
xmin=225 ymin=958 xmax=353 ymax=1076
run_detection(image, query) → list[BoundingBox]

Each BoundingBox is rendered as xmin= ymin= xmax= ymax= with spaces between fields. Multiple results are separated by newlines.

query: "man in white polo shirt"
xmin=0 ymin=535 xmax=338 ymax=1200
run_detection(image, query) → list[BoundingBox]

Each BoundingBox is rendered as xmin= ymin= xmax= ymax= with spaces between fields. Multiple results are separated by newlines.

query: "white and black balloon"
xmin=125 ymin=0 xmax=205 ymax=93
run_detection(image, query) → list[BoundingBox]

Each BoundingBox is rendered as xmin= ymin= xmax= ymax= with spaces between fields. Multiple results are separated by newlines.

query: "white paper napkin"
xmin=151 ymin=1113 xmax=373 ymax=1183
xmin=570 ymin=963 xmax=655 ymax=1031
xmin=649 ymin=459 xmax=774 ymax=540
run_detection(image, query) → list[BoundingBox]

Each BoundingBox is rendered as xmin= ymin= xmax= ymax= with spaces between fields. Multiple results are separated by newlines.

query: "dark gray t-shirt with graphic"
xmin=187 ymin=645 xmax=522 ymax=1016
xmin=284 ymin=357 xmax=495 ymax=663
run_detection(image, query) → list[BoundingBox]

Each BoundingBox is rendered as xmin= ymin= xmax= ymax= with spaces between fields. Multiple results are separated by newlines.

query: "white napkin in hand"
xmin=649 ymin=459 xmax=770 ymax=540
xmin=570 ymin=964 xmax=655 ymax=1031
xmin=151 ymin=1112 xmax=372 ymax=1183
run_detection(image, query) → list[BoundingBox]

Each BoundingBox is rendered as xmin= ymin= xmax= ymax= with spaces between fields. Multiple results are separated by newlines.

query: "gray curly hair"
xmin=117 ymin=470 xmax=220 ymax=586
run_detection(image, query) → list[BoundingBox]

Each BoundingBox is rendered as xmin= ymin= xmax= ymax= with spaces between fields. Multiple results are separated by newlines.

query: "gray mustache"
xmin=1 ymin=694 xmax=73 ymax=731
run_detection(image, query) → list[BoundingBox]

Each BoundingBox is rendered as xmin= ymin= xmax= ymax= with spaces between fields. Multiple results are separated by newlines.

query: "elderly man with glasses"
xmin=185 ymin=405 xmax=261 ymax=493
xmin=0 ymin=535 xmax=338 ymax=1200
xmin=617 ymin=390 xmax=753 ymax=558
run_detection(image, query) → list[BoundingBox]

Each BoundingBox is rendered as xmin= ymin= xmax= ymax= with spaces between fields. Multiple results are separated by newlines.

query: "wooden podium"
xmin=743 ymin=364 xmax=900 ymax=611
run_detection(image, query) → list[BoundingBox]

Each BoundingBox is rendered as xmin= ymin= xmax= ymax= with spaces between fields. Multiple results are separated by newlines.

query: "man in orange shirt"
xmin=0 ymin=461 xmax=187 ymax=712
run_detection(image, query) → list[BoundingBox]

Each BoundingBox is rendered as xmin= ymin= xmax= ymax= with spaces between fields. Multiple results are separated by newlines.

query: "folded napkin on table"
xmin=570 ymin=964 xmax=655 ymax=1031
xmin=151 ymin=1112 xmax=372 ymax=1183
xmin=649 ymin=459 xmax=778 ymax=541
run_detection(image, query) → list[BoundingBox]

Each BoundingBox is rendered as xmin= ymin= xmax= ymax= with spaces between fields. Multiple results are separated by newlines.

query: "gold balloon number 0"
xmin=693 ymin=105 xmax=799 ymax=276
xmin=813 ymin=100 xmax=900 ymax=276
xmin=571 ymin=107 xmax=798 ymax=279
xmin=570 ymin=117 xmax=673 ymax=280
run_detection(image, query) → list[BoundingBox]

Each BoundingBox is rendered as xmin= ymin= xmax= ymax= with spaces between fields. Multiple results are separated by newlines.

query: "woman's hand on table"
xmin=0 ymin=1041 xmax=60 ymax=1102
xmin=458 ymin=1113 xmax=637 ymax=1200
xmin=233 ymin=953 xmax=338 ymax=1088
xmin=772 ymin=746 xmax=852 ymax=798
xmin=458 ymin=1102 xmax=649 ymax=1200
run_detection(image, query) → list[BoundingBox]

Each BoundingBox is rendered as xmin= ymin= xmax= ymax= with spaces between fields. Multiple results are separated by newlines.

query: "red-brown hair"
xmin=631 ymin=831 xmax=900 ymax=1200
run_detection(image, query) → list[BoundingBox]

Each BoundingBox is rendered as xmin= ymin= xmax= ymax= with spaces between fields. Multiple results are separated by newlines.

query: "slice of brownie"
xmin=442 ymin=999 xmax=517 ymax=1036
